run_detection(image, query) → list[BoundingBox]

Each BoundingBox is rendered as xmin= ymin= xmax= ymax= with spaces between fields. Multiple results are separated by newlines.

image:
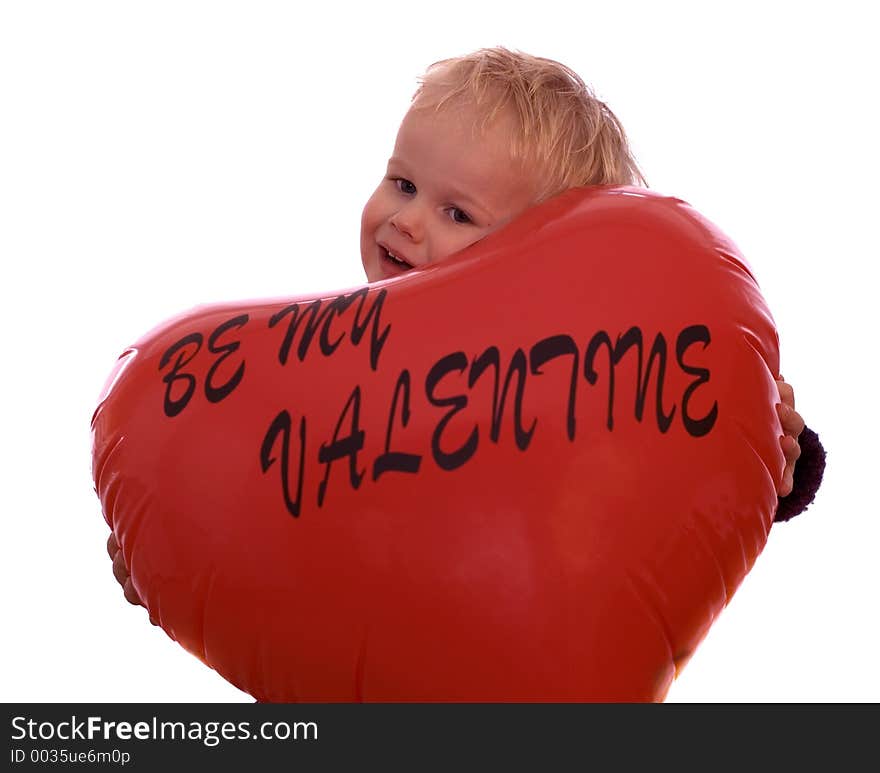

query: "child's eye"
xmin=448 ymin=207 xmax=472 ymax=224
xmin=394 ymin=178 xmax=417 ymax=195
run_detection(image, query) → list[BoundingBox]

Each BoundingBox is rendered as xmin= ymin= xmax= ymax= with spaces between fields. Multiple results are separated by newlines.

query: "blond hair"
xmin=411 ymin=47 xmax=646 ymax=201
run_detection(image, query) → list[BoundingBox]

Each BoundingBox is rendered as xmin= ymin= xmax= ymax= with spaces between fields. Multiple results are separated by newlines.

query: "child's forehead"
xmin=395 ymin=106 xmax=509 ymax=168
xmin=403 ymin=94 xmax=549 ymax=192
xmin=397 ymin=100 xmax=518 ymax=158
xmin=411 ymin=86 xmax=514 ymax=135
xmin=390 ymin=105 xmax=541 ymax=211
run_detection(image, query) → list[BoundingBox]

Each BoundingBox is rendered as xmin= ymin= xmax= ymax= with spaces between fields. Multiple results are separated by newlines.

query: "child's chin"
xmin=361 ymin=259 xmax=380 ymax=283
xmin=364 ymin=263 xmax=385 ymax=282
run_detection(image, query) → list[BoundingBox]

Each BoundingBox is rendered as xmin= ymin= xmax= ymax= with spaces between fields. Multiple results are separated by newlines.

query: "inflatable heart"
xmin=91 ymin=187 xmax=783 ymax=702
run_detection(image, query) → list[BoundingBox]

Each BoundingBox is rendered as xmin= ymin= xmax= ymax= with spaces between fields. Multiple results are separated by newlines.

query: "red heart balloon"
xmin=91 ymin=187 xmax=783 ymax=701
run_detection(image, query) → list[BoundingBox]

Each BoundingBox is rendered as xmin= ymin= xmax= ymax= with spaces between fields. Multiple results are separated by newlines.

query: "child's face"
xmin=360 ymin=102 xmax=539 ymax=282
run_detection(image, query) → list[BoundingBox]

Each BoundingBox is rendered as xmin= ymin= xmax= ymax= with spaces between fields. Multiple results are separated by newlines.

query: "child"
xmin=360 ymin=46 xmax=807 ymax=487
xmin=108 ymin=46 xmax=813 ymax=609
xmin=361 ymin=47 xmax=645 ymax=282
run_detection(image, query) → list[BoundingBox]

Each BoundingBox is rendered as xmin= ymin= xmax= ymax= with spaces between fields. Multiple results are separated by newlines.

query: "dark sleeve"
xmin=774 ymin=425 xmax=826 ymax=522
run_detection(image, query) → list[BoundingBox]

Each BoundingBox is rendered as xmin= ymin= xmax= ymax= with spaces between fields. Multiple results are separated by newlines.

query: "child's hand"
xmin=106 ymin=532 xmax=157 ymax=625
xmin=776 ymin=377 xmax=806 ymax=497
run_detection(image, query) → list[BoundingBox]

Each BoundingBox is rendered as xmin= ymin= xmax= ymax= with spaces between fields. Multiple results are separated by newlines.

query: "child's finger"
xmin=779 ymin=466 xmax=794 ymax=498
xmin=776 ymin=378 xmax=795 ymax=409
xmin=781 ymin=433 xmax=802 ymax=464
xmin=112 ymin=549 xmax=130 ymax=587
xmin=777 ymin=402 xmax=806 ymax=438
xmin=122 ymin=577 xmax=144 ymax=608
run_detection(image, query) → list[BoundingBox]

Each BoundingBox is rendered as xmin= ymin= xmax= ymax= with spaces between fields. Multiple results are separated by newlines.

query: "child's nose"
xmin=390 ymin=204 xmax=423 ymax=242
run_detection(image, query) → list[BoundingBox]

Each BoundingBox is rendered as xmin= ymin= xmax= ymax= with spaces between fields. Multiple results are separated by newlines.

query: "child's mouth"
xmin=381 ymin=245 xmax=414 ymax=271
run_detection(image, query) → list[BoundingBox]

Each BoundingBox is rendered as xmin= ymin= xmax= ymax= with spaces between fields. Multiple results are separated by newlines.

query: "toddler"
xmin=359 ymin=46 xmax=804 ymax=486
xmin=109 ymin=46 xmax=810 ymax=610
xmin=361 ymin=47 xmax=644 ymax=282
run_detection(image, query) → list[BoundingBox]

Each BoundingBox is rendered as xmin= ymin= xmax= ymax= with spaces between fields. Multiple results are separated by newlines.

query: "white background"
xmin=2 ymin=1 xmax=876 ymax=703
